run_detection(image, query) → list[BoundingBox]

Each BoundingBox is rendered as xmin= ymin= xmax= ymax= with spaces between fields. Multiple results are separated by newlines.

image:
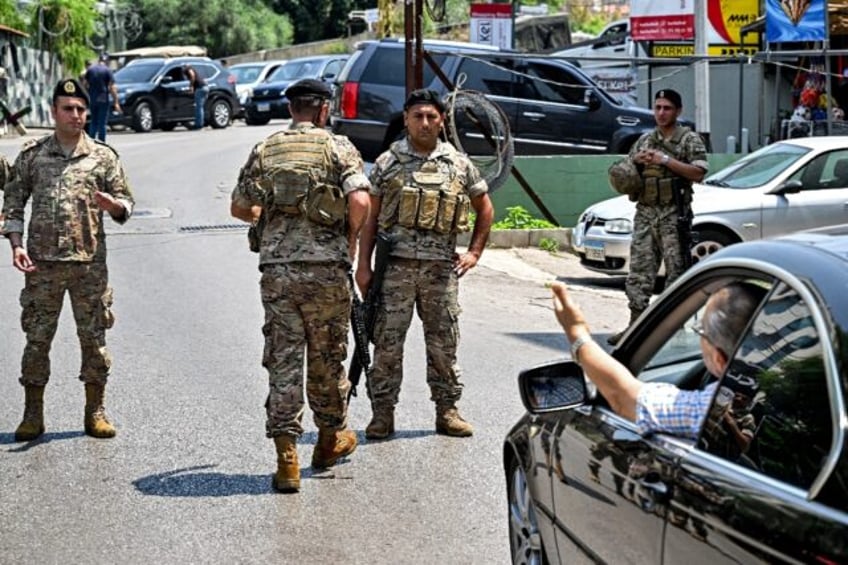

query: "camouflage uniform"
xmin=231 ymin=122 xmax=370 ymax=439
xmin=1 ymin=134 xmax=134 ymax=386
xmin=625 ymin=126 xmax=708 ymax=316
xmin=0 ymin=153 xmax=9 ymax=224
xmin=368 ymin=137 xmax=487 ymax=410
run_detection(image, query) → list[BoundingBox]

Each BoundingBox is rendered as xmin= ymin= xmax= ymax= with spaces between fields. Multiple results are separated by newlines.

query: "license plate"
xmin=585 ymin=241 xmax=605 ymax=261
xmin=257 ymin=103 xmax=270 ymax=112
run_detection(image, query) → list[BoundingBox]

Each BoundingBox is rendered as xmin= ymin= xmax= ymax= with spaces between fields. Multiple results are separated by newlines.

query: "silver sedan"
xmin=572 ymin=136 xmax=848 ymax=275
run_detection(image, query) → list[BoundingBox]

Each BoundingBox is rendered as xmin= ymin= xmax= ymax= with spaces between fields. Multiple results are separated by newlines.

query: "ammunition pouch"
xmin=638 ymin=177 xmax=691 ymax=206
xmin=396 ymin=170 xmax=470 ymax=234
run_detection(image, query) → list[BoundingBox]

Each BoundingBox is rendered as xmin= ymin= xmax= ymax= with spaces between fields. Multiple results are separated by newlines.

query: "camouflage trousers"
xmin=19 ymin=261 xmax=114 ymax=387
xmin=370 ymin=258 xmax=463 ymax=410
xmin=260 ymin=262 xmax=351 ymax=439
xmin=625 ymin=203 xmax=690 ymax=314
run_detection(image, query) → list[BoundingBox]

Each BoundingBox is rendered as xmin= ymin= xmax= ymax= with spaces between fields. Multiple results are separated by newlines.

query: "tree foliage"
xmin=0 ymin=0 xmax=28 ymax=33
xmin=271 ymin=0 xmax=372 ymax=44
xmin=123 ymin=0 xmax=294 ymax=59
xmin=25 ymin=0 xmax=99 ymax=75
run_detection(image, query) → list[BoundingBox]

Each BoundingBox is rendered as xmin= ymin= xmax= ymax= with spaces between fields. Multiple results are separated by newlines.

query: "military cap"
xmin=608 ymin=158 xmax=642 ymax=196
xmin=285 ymin=79 xmax=332 ymax=100
xmin=403 ymin=88 xmax=445 ymax=113
xmin=655 ymin=88 xmax=682 ymax=109
xmin=53 ymin=78 xmax=89 ymax=107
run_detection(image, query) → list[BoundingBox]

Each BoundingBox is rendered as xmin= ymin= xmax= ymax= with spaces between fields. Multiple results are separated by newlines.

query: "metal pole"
xmin=405 ymin=0 xmax=414 ymax=96
xmin=694 ymin=0 xmax=711 ymax=149
xmin=825 ymin=6 xmax=832 ymax=135
xmin=738 ymin=56 xmax=744 ymax=150
xmin=415 ymin=0 xmax=423 ymax=89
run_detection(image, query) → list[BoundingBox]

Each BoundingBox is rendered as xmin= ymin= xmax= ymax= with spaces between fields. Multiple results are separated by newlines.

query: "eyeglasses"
xmin=692 ymin=321 xmax=711 ymax=344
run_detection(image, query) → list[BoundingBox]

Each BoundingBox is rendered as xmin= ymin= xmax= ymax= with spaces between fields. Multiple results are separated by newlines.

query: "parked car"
xmin=243 ymin=54 xmax=349 ymax=125
xmin=572 ymin=136 xmax=848 ymax=276
xmin=109 ymin=56 xmax=239 ymax=132
xmin=331 ymin=38 xmax=681 ymax=162
xmin=504 ymin=224 xmax=848 ymax=564
xmin=550 ymin=19 xmax=648 ymax=67
xmin=228 ymin=60 xmax=288 ymax=117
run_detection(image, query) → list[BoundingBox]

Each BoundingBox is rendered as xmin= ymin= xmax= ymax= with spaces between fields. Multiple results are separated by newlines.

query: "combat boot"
xmin=84 ymin=383 xmax=116 ymax=439
xmin=14 ymin=385 xmax=45 ymax=442
xmin=272 ymin=435 xmax=300 ymax=493
xmin=311 ymin=428 xmax=358 ymax=469
xmin=365 ymin=408 xmax=395 ymax=440
xmin=435 ymin=405 xmax=473 ymax=437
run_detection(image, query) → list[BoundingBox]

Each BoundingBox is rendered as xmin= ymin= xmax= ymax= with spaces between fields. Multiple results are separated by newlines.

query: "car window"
xmin=323 ymin=59 xmax=345 ymax=79
xmin=360 ymin=47 xmax=448 ymax=87
xmin=597 ymin=22 xmax=627 ymax=48
xmin=787 ymin=149 xmax=848 ymax=189
xmin=163 ymin=66 xmax=186 ymax=82
xmin=522 ymin=62 xmax=586 ymax=105
xmin=697 ymin=281 xmax=833 ymax=492
xmin=271 ymin=60 xmax=318 ymax=81
xmin=196 ymin=64 xmax=218 ymax=80
xmin=115 ymin=62 xmax=161 ymax=83
xmin=231 ymin=65 xmax=263 ymax=83
xmin=456 ymin=57 xmax=516 ymax=98
xmin=704 ymin=142 xmax=810 ymax=188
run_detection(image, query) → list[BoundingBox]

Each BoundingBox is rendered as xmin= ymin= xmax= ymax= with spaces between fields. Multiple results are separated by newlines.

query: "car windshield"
xmin=269 ymin=60 xmax=318 ymax=81
xmin=114 ymin=62 xmax=161 ymax=84
xmin=702 ymin=142 xmax=811 ymax=189
xmin=229 ymin=65 xmax=265 ymax=83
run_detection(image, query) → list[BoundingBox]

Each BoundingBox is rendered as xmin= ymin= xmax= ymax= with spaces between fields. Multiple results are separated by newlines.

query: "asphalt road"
xmin=0 ymin=123 xmax=628 ymax=564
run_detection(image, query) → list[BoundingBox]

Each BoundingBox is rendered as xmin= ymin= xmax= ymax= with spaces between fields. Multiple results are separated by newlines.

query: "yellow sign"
xmin=651 ymin=43 xmax=760 ymax=57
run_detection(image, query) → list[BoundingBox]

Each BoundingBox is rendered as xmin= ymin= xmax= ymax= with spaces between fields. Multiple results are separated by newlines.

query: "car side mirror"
xmin=518 ymin=361 xmax=589 ymax=413
xmin=770 ymin=179 xmax=803 ymax=195
xmin=584 ymin=89 xmax=601 ymax=111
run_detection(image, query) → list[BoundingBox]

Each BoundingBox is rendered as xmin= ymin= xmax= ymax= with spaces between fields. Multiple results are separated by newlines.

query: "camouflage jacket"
xmin=1 ymin=134 xmax=134 ymax=263
xmin=231 ymin=121 xmax=370 ymax=266
xmin=629 ymin=125 xmax=709 ymax=185
xmin=370 ymin=137 xmax=488 ymax=261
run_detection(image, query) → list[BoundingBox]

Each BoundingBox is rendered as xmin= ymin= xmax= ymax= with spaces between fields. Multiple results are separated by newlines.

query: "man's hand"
xmin=94 ymin=191 xmax=125 ymax=218
xmin=550 ymin=282 xmax=590 ymax=342
xmin=12 ymin=245 xmax=35 ymax=273
xmin=355 ymin=263 xmax=373 ymax=298
xmin=453 ymin=251 xmax=479 ymax=277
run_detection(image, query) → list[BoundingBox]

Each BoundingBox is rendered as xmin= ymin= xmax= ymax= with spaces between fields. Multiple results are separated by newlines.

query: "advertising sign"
xmin=766 ymin=0 xmax=826 ymax=42
xmin=470 ymin=3 xmax=513 ymax=50
xmin=648 ymin=0 xmax=761 ymax=56
xmin=631 ymin=0 xmax=695 ymax=41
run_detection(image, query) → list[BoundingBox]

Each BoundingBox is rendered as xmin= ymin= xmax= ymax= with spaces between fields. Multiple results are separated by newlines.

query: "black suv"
xmin=331 ymin=39 xmax=674 ymax=162
xmin=110 ymin=56 xmax=240 ymax=132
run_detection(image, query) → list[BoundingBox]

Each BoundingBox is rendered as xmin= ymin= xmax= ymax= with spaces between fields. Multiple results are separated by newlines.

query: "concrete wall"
xmin=1 ymin=45 xmax=64 ymax=130
xmin=490 ymin=153 xmax=743 ymax=228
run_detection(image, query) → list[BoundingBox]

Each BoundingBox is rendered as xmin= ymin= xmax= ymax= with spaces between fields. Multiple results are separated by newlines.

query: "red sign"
xmin=631 ymin=14 xmax=695 ymax=41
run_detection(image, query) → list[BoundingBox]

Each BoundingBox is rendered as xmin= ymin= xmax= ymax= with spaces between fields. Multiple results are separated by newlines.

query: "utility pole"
xmin=694 ymin=0 xmax=711 ymax=149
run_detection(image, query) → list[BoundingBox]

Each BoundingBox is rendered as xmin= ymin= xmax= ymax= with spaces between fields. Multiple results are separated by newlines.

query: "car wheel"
xmin=131 ymin=101 xmax=154 ymax=133
xmin=508 ymin=458 xmax=546 ymax=565
xmin=691 ymin=229 xmax=735 ymax=264
xmin=160 ymin=122 xmax=177 ymax=131
xmin=245 ymin=114 xmax=271 ymax=126
xmin=210 ymin=99 xmax=232 ymax=129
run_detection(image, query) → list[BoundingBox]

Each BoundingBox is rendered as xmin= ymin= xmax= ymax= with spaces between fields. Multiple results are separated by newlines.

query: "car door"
xmin=450 ymin=56 xmax=520 ymax=156
xmin=663 ymin=279 xmax=848 ymax=563
xmin=760 ymin=149 xmax=848 ymax=238
xmin=158 ymin=64 xmax=193 ymax=119
xmin=515 ymin=61 xmax=606 ymax=155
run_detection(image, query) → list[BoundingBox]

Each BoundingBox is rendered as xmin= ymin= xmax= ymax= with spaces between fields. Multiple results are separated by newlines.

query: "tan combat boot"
xmin=15 ymin=385 xmax=46 ymax=442
xmin=311 ymin=428 xmax=358 ymax=469
xmin=365 ymin=408 xmax=395 ymax=440
xmin=436 ymin=405 xmax=473 ymax=437
xmin=272 ymin=435 xmax=300 ymax=493
xmin=84 ymin=383 xmax=117 ymax=438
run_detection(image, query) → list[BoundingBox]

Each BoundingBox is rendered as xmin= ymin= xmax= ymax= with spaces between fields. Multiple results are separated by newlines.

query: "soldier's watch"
xmin=661 ymin=154 xmax=670 ymax=165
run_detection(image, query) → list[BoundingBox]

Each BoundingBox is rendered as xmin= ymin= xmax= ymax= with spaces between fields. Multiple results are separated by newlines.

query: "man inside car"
xmin=549 ymin=281 xmax=762 ymax=438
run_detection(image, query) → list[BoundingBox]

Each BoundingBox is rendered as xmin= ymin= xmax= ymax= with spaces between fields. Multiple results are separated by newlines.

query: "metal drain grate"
xmin=178 ymin=224 xmax=248 ymax=233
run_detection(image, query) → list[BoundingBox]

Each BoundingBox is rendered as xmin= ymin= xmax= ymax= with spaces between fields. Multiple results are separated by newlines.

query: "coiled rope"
xmin=443 ymin=76 xmax=514 ymax=192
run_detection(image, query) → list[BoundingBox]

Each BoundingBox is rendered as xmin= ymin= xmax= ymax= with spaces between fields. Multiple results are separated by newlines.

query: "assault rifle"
xmin=671 ymin=180 xmax=696 ymax=270
xmin=348 ymin=232 xmax=395 ymax=401
xmin=247 ymin=208 xmax=266 ymax=253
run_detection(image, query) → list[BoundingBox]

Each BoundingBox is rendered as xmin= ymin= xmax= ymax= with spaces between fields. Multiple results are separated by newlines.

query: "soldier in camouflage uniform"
xmin=230 ymin=78 xmax=371 ymax=493
xmin=609 ymin=89 xmax=708 ymax=344
xmin=356 ymin=89 xmax=495 ymax=440
xmin=2 ymin=79 xmax=134 ymax=441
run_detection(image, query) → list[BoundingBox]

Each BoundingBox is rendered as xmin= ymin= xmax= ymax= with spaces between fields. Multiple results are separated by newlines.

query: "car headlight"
xmin=604 ymin=219 xmax=633 ymax=234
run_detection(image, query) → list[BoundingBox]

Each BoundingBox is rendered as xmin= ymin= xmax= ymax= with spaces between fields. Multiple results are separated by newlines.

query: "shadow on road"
xmin=506 ymin=331 xmax=617 ymax=354
xmin=1 ymin=430 xmax=86 ymax=451
xmin=556 ymin=274 xmax=626 ymax=290
xmin=133 ymin=465 xmax=272 ymax=497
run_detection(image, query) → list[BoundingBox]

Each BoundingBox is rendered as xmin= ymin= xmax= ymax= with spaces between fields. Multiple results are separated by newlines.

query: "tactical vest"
xmin=638 ymin=126 xmax=693 ymax=206
xmin=261 ymin=128 xmax=345 ymax=230
xmin=378 ymin=148 xmax=471 ymax=234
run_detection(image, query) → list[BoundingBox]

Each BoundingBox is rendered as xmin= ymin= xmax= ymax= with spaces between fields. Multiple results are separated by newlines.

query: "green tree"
xmin=26 ymin=0 xmax=98 ymax=75
xmin=124 ymin=0 xmax=294 ymax=58
xmin=272 ymin=0 xmax=372 ymax=43
xmin=0 ymin=0 xmax=28 ymax=32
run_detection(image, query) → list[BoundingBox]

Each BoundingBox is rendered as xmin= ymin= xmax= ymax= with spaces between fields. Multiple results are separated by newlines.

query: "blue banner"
xmin=766 ymin=0 xmax=826 ymax=43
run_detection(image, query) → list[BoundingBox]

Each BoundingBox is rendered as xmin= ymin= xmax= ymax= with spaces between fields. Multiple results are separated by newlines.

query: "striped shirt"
xmin=635 ymin=382 xmax=717 ymax=439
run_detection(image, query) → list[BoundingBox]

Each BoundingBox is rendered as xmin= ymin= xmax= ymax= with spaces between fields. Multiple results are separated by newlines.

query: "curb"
xmin=459 ymin=228 xmax=573 ymax=250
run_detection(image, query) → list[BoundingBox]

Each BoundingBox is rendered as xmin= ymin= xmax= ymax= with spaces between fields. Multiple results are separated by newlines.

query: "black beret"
xmin=285 ymin=78 xmax=332 ymax=100
xmin=53 ymin=78 xmax=89 ymax=107
xmin=404 ymin=88 xmax=445 ymax=113
xmin=655 ymin=88 xmax=682 ymax=109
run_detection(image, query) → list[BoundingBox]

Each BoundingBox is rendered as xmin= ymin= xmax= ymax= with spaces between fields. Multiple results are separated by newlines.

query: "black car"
xmin=503 ymin=225 xmax=848 ymax=564
xmin=110 ymin=56 xmax=239 ymax=132
xmin=243 ymin=54 xmax=349 ymax=125
xmin=331 ymin=38 xmax=675 ymax=162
